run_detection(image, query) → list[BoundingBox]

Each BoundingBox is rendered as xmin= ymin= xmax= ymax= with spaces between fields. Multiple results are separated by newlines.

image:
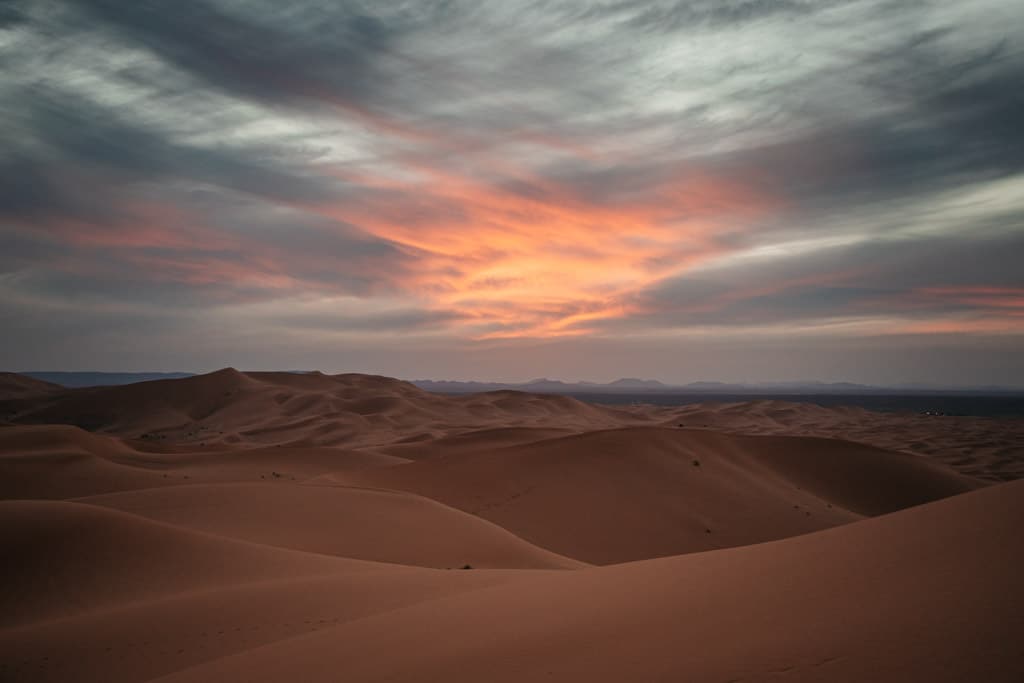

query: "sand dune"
xmin=80 ymin=483 xmax=583 ymax=569
xmin=147 ymin=480 xmax=1024 ymax=683
xmin=338 ymin=426 xmax=978 ymax=564
xmin=661 ymin=398 xmax=1024 ymax=481
xmin=0 ymin=425 xmax=176 ymax=500
xmin=1 ymin=369 xmax=1019 ymax=682
xmin=5 ymin=369 xmax=633 ymax=449
xmin=0 ymin=500 xmax=533 ymax=683
xmin=0 ymin=500 xmax=374 ymax=628
xmin=373 ymin=425 xmax=578 ymax=460
xmin=0 ymin=424 xmax=404 ymax=500
xmin=6 ymin=370 xmax=1019 ymax=481
xmin=0 ymin=570 xmax=522 ymax=683
xmin=0 ymin=372 xmax=62 ymax=401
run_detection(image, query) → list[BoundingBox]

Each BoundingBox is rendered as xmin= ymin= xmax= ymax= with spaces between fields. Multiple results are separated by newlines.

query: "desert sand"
xmin=1 ymin=369 xmax=1021 ymax=682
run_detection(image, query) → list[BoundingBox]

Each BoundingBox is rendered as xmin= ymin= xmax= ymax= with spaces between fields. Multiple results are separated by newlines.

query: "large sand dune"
xmin=659 ymin=398 xmax=1024 ymax=481
xmin=0 ymin=500 xmax=530 ymax=683
xmin=0 ymin=424 xmax=404 ymax=500
xmin=3 ymin=369 xmax=632 ymax=449
xmin=1 ymin=369 xmax=1020 ymax=682
xmin=147 ymin=479 xmax=1024 ymax=683
xmin=0 ymin=500 xmax=374 ymax=627
xmin=337 ymin=426 xmax=978 ymax=563
xmin=4 ymin=369 xmax=1019 ymax=481
xmin=79 ymin=483 xmax=583 ymax=569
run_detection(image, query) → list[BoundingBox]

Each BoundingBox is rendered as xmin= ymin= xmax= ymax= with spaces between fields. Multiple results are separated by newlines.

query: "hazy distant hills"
xmin=11 ymin=371 xmax=1021 ymax=394
xmin=412 ymin=378 xmax=1023 ymax=395
xmin=22 ymin=372 xmax=196 ymax=387
xmin=413 ymin=377 xmax=672 ymax=393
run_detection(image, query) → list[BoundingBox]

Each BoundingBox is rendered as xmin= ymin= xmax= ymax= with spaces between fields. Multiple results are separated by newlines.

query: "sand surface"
xmin=1 ymin=369 xmax=1021 ymax=682
xmin=657 ymin=399 xmax=1024 ymax=481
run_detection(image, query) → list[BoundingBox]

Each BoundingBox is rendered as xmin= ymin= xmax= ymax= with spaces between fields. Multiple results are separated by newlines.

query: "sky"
xmin=2 ymin=0 xmax=1023 ymax=385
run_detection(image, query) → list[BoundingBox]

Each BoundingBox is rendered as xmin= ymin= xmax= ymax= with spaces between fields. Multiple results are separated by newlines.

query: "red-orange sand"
xmin=1 ymin=370 xmax=1021 ymax=682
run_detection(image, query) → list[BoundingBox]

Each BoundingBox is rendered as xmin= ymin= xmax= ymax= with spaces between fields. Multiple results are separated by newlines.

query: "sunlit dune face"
xmin=314 ymin=162 xmax=781 ymax=338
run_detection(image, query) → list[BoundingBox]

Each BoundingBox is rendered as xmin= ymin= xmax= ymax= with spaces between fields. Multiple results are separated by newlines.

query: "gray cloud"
xmin=612 ymin=0 xmax=860 ymax=32
xmin=2 ymin=85 xmax=341 ymax=208
xmin=270 ymin=308 xmax=470 ymax=334
xmin=622 ymin=218 xmax=1024 ymax=330
xmin=71 ymin=0 xmax=396 ymax=108
xmin=725 ymin=50 xmax=1024 ymax=211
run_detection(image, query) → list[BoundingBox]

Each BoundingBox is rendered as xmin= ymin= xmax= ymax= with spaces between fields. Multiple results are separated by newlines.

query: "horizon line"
xmin=10 ymin=369 xmax=1024 ymax=393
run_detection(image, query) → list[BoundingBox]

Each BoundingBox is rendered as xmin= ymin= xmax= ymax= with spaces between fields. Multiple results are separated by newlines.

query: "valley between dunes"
xmin=1 ymin=369 xmax=1021 ymax=682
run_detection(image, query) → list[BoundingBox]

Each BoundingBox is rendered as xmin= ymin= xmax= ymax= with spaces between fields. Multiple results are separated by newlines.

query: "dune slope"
xmin=0 ymin=500 xmax=536 ymax=683
xmin=0 ymin=424 xmax=407 ymax=501
xmin=80 ymin=482 xmax=583 ymax=569
xmin=152 ymin=479 xmax=1024 ymax=683
xmin=0 ymin=425 xmax=175 ymax=500
xmin=339 ymin=426 xmax=979 ymax=564
xmin=0 ymin=500 xmax=390 ymax=628
xmin=663 ymin=398 xmax=1024 ymax=481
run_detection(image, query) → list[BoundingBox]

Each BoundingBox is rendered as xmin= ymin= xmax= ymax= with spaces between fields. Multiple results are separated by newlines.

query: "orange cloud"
xmin=314 ymin=161 xmax=782 ymax=338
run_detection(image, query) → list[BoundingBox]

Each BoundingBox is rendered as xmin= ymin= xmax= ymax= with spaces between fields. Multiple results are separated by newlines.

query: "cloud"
xmin=54 ymin=0 xmax=396 ymax=109
xmin=612 ymin=0 xmax=860 ymax=32
xmin=308 ymin=159 xmax=782 ymax=337
xmin=711 ymin=51 xmax=1024 ymax=214
xmin=1 ymin=0 xmax=1023 ymax=380
xmin=617 ymin=214 xmax=1024 ymax=332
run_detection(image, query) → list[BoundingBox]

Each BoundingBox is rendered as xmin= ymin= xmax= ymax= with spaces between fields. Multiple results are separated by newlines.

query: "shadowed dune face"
xmin=78 ymin=483 xmax=584 ymax=569
xmin=337 ymin=426 xmax=979 ymax=564
xmin=0 ymin=425 xmax=177 ymax=500
xmin=0 ymin=369 xmax=1021 ymax=683
xmin=0 ymin=500 xmax=366 ymax=628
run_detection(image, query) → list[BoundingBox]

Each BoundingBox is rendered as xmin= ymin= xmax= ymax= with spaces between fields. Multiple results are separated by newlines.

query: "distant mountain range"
xmin=411 ymin=378 xmax=1024 ymax=395
xmin=21 ymin=371 xmax=196 ymax=387
xmin=12 ymin=371 xmax=1023 ymax=394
